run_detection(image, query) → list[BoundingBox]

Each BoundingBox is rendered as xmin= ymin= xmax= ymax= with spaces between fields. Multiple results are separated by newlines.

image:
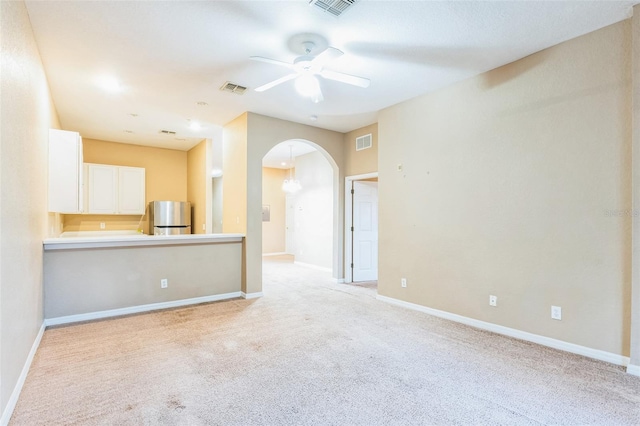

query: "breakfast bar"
xmin=43 ymin=233 xmax=245 ymax=324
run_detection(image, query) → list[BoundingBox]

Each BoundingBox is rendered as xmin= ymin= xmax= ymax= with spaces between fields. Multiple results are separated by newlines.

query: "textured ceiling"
xmin=25 ymin=1 xmax=637 ymax=151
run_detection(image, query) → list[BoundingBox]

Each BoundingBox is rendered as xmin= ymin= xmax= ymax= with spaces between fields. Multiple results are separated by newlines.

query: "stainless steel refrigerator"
xmin=149 ymin=201 xmax=191 ymax=235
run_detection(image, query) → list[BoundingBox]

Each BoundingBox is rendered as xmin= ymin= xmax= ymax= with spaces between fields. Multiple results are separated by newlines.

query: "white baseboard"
xmin=241 ymin=291 xmax=264 ymax=299
xmin=335 ymin=278 xmax=345 ymax=284
xmin=262 ymin=252 xmax=288 ymax=257
xmin=294 ymin=261 xmax=332 ymax=273
xmin=627 ymin=364 xmax=640 ymax=376
xmin=376 ymin=294 xmax=631 ymax=368
xmin=44 ymin=292 xmax=242 ymax=327
xmin=1 ymin=322 xmax=46 ymax=426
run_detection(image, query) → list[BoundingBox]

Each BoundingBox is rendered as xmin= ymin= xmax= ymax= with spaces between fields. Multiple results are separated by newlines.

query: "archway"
xmin=261 ymin=139 xmax=339 ymax=276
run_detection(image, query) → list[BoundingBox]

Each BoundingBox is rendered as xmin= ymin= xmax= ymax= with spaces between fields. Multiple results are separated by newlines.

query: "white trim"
xmin=43 ymin=233 xmax=244 ymax=251
xmin=1 ymin=322 xmax=46 ymax=426
xmin=377 ymin=294 xmax=631 ymax=368
xmin=294 ymin=261 xmax=332 ymax=273
xmin=44 ymin=292 xmax=242 ymax=326
xmin=335 ymin=278 xmax=345 ymax=284
xmin=241 ymin=292 xmax=264 ymax=299
xmin=261 ymin=252 xmax=288 ymax=257
xmin=344 ymin=172 xmax=379 ymax=284
xmin=628 ymin=364 xmax=640 ymax=376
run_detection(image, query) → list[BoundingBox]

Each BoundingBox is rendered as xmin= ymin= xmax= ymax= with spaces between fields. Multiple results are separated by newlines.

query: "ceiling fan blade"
xmin=320 ymin=69 xmax=370 ymax=88
xmin=250 ymin=56 xmax=294 ymax=69
xmin=311 ymin=47 xmax=343 ymax=67
xmin=254 ymin=73 xmax=298 ymax=92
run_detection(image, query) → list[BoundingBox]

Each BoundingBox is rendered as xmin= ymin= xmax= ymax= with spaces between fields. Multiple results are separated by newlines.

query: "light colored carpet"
xmin=10 ymin=255 xmax=640 ymax=425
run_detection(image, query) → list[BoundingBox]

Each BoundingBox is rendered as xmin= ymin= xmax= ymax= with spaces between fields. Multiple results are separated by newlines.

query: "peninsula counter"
xmin=43 ymin=233 xmax=245 ymax=324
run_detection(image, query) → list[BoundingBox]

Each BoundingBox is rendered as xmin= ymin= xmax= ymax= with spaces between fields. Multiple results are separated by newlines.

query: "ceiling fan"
xmin=251 ymin=40 xmax=370 ymax=103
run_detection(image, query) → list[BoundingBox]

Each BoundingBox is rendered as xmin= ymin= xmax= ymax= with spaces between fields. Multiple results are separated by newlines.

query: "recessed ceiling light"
xmin=189 ymin=121 xmax=202 ymax=131
xmin=196 ymin=101 xmax=208 ymax=106
xmin=96 ymin=75 xmax=122 ymax=92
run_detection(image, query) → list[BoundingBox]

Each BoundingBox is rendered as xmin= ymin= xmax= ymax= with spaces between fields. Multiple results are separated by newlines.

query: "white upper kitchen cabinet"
xmin=86 ymin=163 xmax=145 ymax=215
xmin=87 ymin=164 xmax=117 ymax=214
xmin=118 ymin=166 xmax=145 ymax=214
xmin=48 ymin=129 xmax=83 ymax=213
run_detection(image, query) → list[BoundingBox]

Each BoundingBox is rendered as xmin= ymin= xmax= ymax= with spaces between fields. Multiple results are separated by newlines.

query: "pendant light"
xmin=282 ymin=145 xmax=302 ymax=193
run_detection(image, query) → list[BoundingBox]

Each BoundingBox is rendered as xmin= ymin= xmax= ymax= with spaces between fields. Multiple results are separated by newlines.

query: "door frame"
xmin=344 ymin=172 xmax=379 ymax=283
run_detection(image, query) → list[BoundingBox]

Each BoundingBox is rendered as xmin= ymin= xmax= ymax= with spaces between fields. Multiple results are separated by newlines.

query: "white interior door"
xmin=352 ymin=181 xmax=378 ymax=282
xmin=285 ymin=194 xmax=296 ymax=255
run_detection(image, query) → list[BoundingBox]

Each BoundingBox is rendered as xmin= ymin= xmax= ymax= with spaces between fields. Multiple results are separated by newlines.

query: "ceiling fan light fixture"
xmin=294 ymin=74 xmax=320 ymax=97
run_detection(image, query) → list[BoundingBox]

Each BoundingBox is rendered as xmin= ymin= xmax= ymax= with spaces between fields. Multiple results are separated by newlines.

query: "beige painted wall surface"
xmin=344 ymin=123 xmax=378 ymax=176
xmin=378 ymin=21 xmax=631 ymax=356
xmin=262 ymin=167 xmax=286 ymax=254
xmin=65 ymin=138 xmax=188 ymax=233
xmin=44 ymin=242 xmax=242 ymax=318
xmin=242 ymin=113 xmax=345 ymax=293
xmin=212 ymin=177 xmax=223 ymax=233
xmin=0 ymin=0 xmax=60 ymax=415
xmin=631 ymin=4 xmax=640 ymax=368
xmin=222 ymin=113 xmax=248 ymax=234
xmin=187 ymin=139 xmax=207 ymax=234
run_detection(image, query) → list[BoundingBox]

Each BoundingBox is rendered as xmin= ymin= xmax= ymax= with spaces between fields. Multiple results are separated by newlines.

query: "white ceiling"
xmin=25 ymin=1 xmax=637 ymax=152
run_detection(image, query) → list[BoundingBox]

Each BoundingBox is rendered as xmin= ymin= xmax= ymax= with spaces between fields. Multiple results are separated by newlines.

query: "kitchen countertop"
xmin=43 ymin=232 xmax=245 ymax=250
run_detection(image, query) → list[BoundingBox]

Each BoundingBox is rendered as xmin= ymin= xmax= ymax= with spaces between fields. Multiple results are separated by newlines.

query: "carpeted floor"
xmin=9 ymin=255 xmax=640 ymax=425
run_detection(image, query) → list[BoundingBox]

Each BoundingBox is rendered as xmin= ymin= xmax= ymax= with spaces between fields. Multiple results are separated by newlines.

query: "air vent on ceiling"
xmin=220 ymin=81 xmax=247 ymax=95
xmin=309 ymin=0 xmax=358 ymax=17
xmin=356 ymin=133 xmax=372 ymax=151
xmin=159 ymin=130 xmax=176 ymax=135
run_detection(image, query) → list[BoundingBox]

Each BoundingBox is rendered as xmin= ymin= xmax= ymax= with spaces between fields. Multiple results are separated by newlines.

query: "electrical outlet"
xmin=100 ymin=222 xmax=106 ymax=229
xmin=161 ymin=278 xmax=168 ymax=289
xmin=489 ymin=295 xmax=497 ymax=307
xmin=551 ymin=305 xmax=562 ymax=320
xmin=401 ymin=278 xmax=407 ymax=288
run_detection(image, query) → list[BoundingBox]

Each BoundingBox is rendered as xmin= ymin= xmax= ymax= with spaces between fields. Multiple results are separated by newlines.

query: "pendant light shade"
xmin=282 ymin=145 xmax=301 ymax=193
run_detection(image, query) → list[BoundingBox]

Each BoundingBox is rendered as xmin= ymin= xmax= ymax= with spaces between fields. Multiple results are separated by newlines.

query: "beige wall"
xmin=378 ymin=21 xmax=631 ymax=356
xmin=344 ymin=123 xmax=378 ymax=176
xmin=212 ymin=177 xmax=223 ymax=233
xmin=44 ymin=242 xmax=242 ymax=318
xmin=65 ymin=138 xmax=188 ymax=233
xmin=0 ymin=1 xmax=61 ymax=418
xmin=631 ymin=5 xmax=640 ymax=369
xmin=262 ymin=168 xmax=287 ymax=254
xmin=187 ymin=139 xmax=207 ymax=234
xmin=222 ymin=113 xmax=248 ymax=234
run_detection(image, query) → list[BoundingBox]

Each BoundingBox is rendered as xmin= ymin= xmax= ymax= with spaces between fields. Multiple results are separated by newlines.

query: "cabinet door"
xmin=118 ymin=166 xmax=145 ymax=214
xmin=87 ymin=164 xmax=117 ymax=214
xmin=48 ymin=129 xmax=83 ymax=213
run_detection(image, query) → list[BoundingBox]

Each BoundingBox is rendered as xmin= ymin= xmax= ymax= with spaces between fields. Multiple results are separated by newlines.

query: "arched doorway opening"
xmin=261 ymin=139 xmax=338 ymax=276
